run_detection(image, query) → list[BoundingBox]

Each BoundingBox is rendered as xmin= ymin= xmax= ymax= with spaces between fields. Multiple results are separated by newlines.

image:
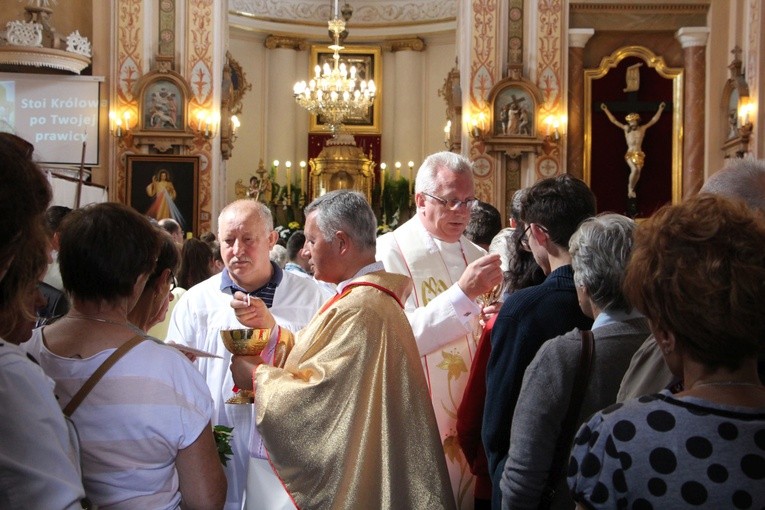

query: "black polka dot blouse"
xmin=567 ymin=391 xmax=765 ymax=509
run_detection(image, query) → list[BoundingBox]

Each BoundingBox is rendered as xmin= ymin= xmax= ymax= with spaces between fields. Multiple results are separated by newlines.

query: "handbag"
xmin=63 ymin=334 xmax=146 ymax=417
xmin=538 ymin=329 xmax=594 ymax=510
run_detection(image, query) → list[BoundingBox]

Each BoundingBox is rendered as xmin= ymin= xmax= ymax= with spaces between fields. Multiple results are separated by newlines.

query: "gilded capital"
xmin=264 ymin=35 xmax=307 ymax=51
xmin=383 ymin=37 xmax=426 ymax=53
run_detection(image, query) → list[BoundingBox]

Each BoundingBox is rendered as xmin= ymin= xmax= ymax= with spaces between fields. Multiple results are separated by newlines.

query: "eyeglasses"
xmin=519 ymin=223 xmax=548 ymax=251
xmin=421 ymin=192 xmax=478 ymax=211
xmin=169 ymin=272 xmax=177 ymax=292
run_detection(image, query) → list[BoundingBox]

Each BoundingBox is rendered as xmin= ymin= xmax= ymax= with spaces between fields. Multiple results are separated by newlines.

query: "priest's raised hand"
xmin=230 ymin=290 xmax=277 ymax=330
xmin=457 ymin=252 xmax=503 ymax=300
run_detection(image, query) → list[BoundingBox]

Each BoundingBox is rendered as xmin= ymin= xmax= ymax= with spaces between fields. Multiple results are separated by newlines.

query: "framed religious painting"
xmin=139 ymin=78 xmax=185 ymax=131
xmin=133 ymin=67 xmax=193 ymax=134
xmin=126 ymin=154 xmax=199 ymax=235
xmin=308 ymin=45 xmax=381 ymax=134
xmin=486 ymin=77 xmax=544 ymax=139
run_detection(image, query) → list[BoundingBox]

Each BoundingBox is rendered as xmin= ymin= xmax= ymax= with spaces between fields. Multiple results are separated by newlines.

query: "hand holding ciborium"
xmin=221 ymin=328 xmax=271 ymax=404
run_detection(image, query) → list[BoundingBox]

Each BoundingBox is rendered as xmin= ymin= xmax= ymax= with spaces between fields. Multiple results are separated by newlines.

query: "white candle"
xmin=408 ymin=161 xmax=414 ymax=195
xmin=300 ymin=161 xmax=307 ymax=197
xmin=334 ymin=0 xmax=339 ymax=18
xmin=286 ymin=161 xmax=292 ymax=198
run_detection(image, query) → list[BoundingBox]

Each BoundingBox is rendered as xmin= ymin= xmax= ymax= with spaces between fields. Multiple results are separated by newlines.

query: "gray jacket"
xmin=500 ymin=317 xmax=650 ymax=509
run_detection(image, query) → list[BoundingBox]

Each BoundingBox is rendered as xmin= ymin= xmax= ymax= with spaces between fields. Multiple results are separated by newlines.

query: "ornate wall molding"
xmin=570 ymin=3 xmax=709 ymax=14
xmin=115 ymin=0 xmax=143 ymax=204
xmin=230 ymin=0 xmax=456 ymax=25
xmin=186 ymin=0 xmax=215 ymax=234
xmin=534 ymin=0 xmax=564 ymax=179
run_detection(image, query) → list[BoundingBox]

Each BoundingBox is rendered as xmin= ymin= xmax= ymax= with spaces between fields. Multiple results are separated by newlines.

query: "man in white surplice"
xmin=376 ymin=151 xmax=503 ymax=510
xmin=166 ymin=200 xmax=330 ymax=510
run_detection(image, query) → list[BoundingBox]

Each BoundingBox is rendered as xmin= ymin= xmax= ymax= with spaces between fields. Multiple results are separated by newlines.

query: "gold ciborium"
xmin=220 ymin=328 xmax=271 ymax=404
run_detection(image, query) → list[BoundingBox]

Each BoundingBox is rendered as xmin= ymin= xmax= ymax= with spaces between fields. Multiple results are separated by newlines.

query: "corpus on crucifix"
xmin=601 ymin=101 xmax=666 ymax=199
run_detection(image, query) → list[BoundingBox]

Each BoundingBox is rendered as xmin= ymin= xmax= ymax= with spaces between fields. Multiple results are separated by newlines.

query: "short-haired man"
xmin=159 ymin=217 xmax=184 ymax=245
xmin=230 ymin=191 xmax=456 ymax=509
xmin=617 ymin=157 xmax=765 ymax=401
xmin=376 ymin=151 xmax=503 ymax=507
xmin=167 ymin=200 xmax=330 ymax=510
xmin=465 ymin=200 xmax=503 ymax=250
xmin=483 ymin=174 xmax=596 ymax=507
xmin=284 ymin=230 xmax=312 ymax=277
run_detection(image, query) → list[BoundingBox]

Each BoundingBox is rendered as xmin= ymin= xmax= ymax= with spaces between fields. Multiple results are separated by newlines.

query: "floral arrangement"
xmin=275 ymin=221 xmax=302 ymax=243
xmin=214 ymin=425 xmax=234 ymax=466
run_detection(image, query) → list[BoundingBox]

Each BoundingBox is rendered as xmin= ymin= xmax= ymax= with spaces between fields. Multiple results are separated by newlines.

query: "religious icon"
xmin=126 ymin=155 xmax=200 ymax=235
xmin=601 ymin=102 xmax=666 ymax=199
xmin=145 ymin=168 xmax=185 ymax=225
xmin=141 ymin=79 xmax=185 ymax=131
xmin=493 ymin=85 xmax=534 ymax=137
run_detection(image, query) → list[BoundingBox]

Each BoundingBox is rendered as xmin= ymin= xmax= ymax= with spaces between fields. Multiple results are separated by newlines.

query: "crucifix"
xmin=600 ymin=83 xmax=670 ymax=215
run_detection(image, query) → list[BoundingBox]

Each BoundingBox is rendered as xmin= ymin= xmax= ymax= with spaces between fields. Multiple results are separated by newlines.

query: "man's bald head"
xmin=218 ymin=199 xmax=274 ymax=236
xmin=701 ymin=159 xmax=765 ymax=212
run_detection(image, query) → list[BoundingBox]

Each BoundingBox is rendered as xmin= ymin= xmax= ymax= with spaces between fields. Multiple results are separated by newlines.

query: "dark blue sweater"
xmin=482 ymin=265 xmax=593 ymax=508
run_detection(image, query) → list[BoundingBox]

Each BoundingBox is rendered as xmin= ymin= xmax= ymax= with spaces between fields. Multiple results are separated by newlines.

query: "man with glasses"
xmin=376 ymin=151 xmax=504 ymax=509
xmin=482 ymin=174 xmax=596 ymax=508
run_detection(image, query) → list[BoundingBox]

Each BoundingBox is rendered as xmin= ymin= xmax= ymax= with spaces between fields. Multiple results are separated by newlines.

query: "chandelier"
xmin=293 ymin=4 xmax=376 ymax=135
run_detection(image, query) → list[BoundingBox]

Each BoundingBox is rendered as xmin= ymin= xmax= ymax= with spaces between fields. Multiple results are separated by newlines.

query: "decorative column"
xmin=567 ymin=29 xmax=594 ymax=180
xmin=675 ymin=27 xmax=709 ymax=198
xmin=389 ymin=39 xmax=425 ymax=166
xmin=265 ymin=36 xmax=305 ymax=179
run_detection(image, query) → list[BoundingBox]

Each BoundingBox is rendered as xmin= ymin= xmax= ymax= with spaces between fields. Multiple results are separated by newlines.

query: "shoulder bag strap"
xmin=539 ymin=330 xmax=595 ymax=509
xmin=63 ymin=334 xmax=146 ymax=417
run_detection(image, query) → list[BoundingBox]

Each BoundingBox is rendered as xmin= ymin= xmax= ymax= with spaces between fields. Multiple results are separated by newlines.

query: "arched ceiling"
xmin=229 ymin=0 xmax=457 ymax=40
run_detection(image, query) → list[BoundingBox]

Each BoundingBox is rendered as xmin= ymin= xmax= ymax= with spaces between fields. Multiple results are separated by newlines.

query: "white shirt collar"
xmin=336 ymin=261 xmax=385 ymax=294
xmin=592 ymin=307 xmax=645 ymax=329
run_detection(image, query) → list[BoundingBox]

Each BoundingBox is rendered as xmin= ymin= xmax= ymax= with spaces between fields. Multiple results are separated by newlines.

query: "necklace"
xmin=67 ymin=315 xmax=144 ymax=335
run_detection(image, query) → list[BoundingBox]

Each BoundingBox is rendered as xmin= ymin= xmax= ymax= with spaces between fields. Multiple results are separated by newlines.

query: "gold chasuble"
xmin=253 ymin=272 xmax=455 ymax=510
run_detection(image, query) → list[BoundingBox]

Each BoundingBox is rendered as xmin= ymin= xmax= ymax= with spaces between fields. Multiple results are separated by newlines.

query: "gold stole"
xmin=392 ymin=220 xmax=480 ymax=510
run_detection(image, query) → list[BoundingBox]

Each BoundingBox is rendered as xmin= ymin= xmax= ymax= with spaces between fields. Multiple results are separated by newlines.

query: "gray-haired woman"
xmin=500 ymin=213 xmax=651 ymax=509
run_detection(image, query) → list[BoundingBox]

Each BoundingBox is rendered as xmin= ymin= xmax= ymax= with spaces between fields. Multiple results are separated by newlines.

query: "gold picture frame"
xmin=309 ymin=45 xmax=381 ymax=134
xmin=584 ymin=45 xmax=683 ymax=205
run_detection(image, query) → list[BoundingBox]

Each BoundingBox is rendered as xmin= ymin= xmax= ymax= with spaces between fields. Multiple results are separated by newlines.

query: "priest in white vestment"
xmin=376 ymin=151 xmax=504 ymax=509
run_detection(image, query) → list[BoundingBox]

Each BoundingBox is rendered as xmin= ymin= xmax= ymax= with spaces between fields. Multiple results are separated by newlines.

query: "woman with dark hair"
xmin=0 ymin=133 xmax=88 ymax=508
xmin=568 ymin=195 xmax=765 ymax=509
xmin=177 ymin=237 xmax=215 ymax=290
xmin=457 ymin=188 xmax=544 ymax=509
xmin=129 ymin=229 xmax=180 ymax=331
xmin=23 ymin=202 xmax=226 ymax=509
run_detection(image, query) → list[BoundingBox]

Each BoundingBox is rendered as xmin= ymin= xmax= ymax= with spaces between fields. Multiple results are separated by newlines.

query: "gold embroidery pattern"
xmin=444 ymin=434 xmax=474 ymax=509
xmin=421 ymin=277 xmax=448 ymax=306
xmin=437 ymin=350 xmax=472 ymax=509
